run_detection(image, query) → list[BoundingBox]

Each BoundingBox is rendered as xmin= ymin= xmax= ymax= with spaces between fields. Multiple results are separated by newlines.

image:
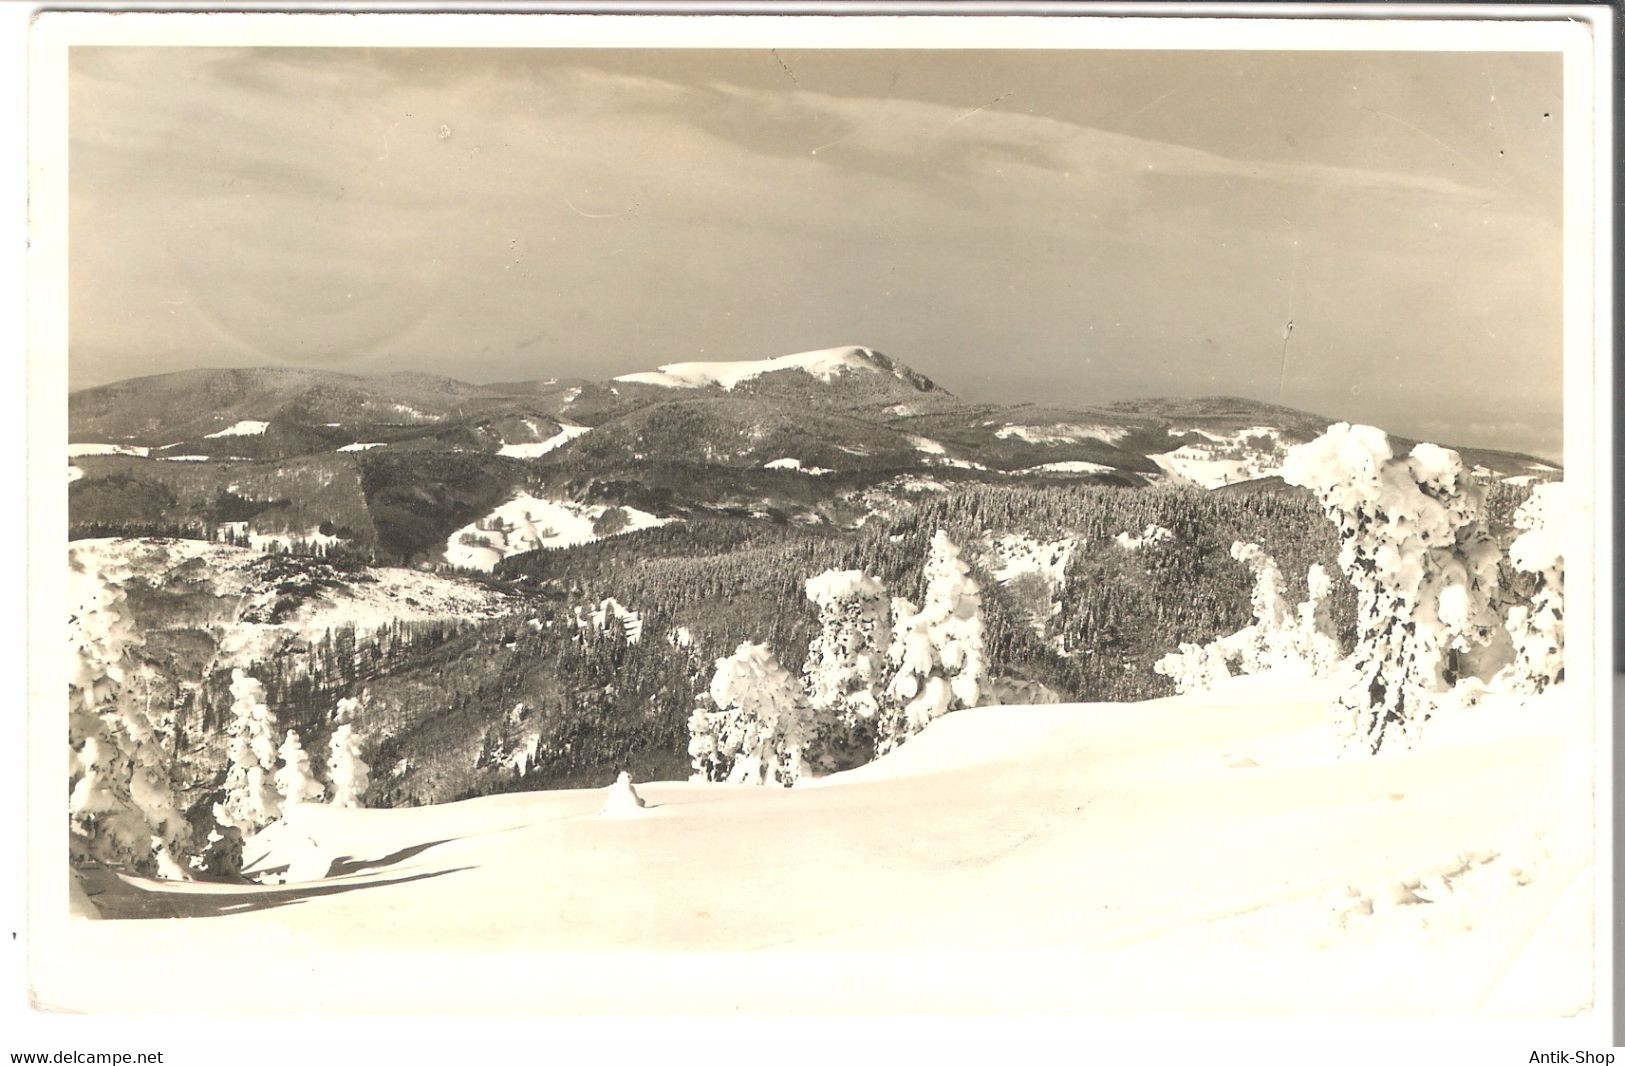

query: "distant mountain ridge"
xmin=68 ymin=347 xmax=1561 ymax=567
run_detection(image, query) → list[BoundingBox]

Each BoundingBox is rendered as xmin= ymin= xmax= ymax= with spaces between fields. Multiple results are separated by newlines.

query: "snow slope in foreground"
xmin=54 ymin=676 xmax=1592 ymax=1016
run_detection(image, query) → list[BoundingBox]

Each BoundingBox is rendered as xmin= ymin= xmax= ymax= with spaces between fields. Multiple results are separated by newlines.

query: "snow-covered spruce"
xmin=1114 ymin=523 xmax=1173 ymax=552
xmin=326 ymin=698 xmax=370 ymax=808
xmin=68 ymin=551 xmax=188 ymax=876
xmin=274 ymin=730 xmax=325 ymax=806
xmin=1499 ymin=482 xmax=1569 ymax=693
xmin=688 ymin=643 xmax=814 ymax=786
xmin=878 ymin=531 xmax=987 ymax=757
xmin=801 ymin=569 xmax=892 ymax=770
xmin=213 ymin=669 xmax=283 ymax=836
xmin=1282 ymin=424 xmax=1502 ymax=754
xmin=1296 ymin=564 xmax=1341 ymax=675
xmin=1154 ymin=543 xmax=1340 ymax=694
xmin=1153 ymin=638 xmax=1237 ymax=695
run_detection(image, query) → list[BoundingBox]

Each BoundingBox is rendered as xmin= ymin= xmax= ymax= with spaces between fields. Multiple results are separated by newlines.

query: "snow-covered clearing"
xmin=614 ymin=346 xmax=894 ymax=390
xmin=204 ymin=420 xmax=270 ymax=438
xmin=68 ymin=442 xmax=150 ymax=458
xmin=445 ymin=493 xmax=670 ymax=571
xmin=337 ymin=442 xmax=385 ymax=452
xmin=54 ymin=674 xmax=1590 ymax=1016
xmin=981 ymin=533 xmax=1077 ymax=592
xmin=497 ymin=423 xmax=590 ymax=459
xmin=67 ymin=465 xmax=84 ymax=483
xmin=882 ymin=475 xmax=950 ymax=494
xmin=1017 ymin=460 xmax=1116 ymax=475
xmin=979 ymin=533 xmax=1077 ymax=647
xmin=763 ymin=457 xmax=832 ymax=475
xmin=1149 ymin=426 xmax=1291 ymax=489
xmin=926 ymin=456 xmax=991 ymax=471
xmin=996 ymin=423 xmax=1129 ymax=445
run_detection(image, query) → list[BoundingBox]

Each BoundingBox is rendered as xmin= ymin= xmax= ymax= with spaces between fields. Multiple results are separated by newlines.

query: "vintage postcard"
xmin=22 ymin=5 xmax=1613 ymax=1050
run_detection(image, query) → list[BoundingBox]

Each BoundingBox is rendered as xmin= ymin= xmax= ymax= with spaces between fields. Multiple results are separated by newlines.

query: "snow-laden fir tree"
xmin=1153 ymin=543 xmax=1341 ymax=693
xmin=274 ymin=730 xmax=325 ymax=806
xmin=213 ymin=669 xmax=283 ymax=834
xmin=1296 ymin=564 xmax=1342 ymax=676
xmin=1282 ymin=424 xmax=1501 ymax=754
xmin=1153 ymin=638 xmax=1236 ymax=695
xmin=1229 ymin=541 xmax=1290 ymax=672
xmin=878 ymin=531 xmax=986 ymax=756
xmin=801 ymin=569 xmax=892 ymax=770
xmin=688 ymin=642 xmax=813 ymax=786
xmin=326 ymin=696 xmax=370 ymax=808
xmin=68 ymin=550 xmax=188 ymax=876
xmin=1499 ymin=481 xmax=1568 ymax=693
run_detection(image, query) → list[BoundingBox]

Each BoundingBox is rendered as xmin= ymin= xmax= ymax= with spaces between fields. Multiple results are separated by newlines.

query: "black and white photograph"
xmin=20 ymin=6 xmax=1611 ymax=1042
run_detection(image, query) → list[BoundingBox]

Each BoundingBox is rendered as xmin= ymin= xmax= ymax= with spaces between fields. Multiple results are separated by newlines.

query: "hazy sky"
xmin=69 ymin=46 xmax=1564 ymax=459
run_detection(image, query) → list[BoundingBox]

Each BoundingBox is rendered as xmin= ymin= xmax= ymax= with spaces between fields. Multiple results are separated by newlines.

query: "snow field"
xmin=53 ymin=673 xmax=1590 ymax=1015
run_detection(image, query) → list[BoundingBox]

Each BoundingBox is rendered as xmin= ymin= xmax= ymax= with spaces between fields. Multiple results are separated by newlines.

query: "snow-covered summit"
xmin=613 ymin=346 xmax=921 ymax=391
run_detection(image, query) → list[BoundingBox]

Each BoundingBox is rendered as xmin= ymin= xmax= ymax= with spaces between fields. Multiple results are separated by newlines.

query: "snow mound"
xmin=445 ymin=493 xmax=671 ymax=571
xmin=599 ymin=772 xmax=649 ymax=817
xmin=497 ymin=423 xmax=590 ymax=459
xmin=337 ymin=442 xmax=385 ymax=452
xmin=204 ymin=420 xmax=270 ymax=438
xmin=614 ymin=346 xmax=893 ymax=390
